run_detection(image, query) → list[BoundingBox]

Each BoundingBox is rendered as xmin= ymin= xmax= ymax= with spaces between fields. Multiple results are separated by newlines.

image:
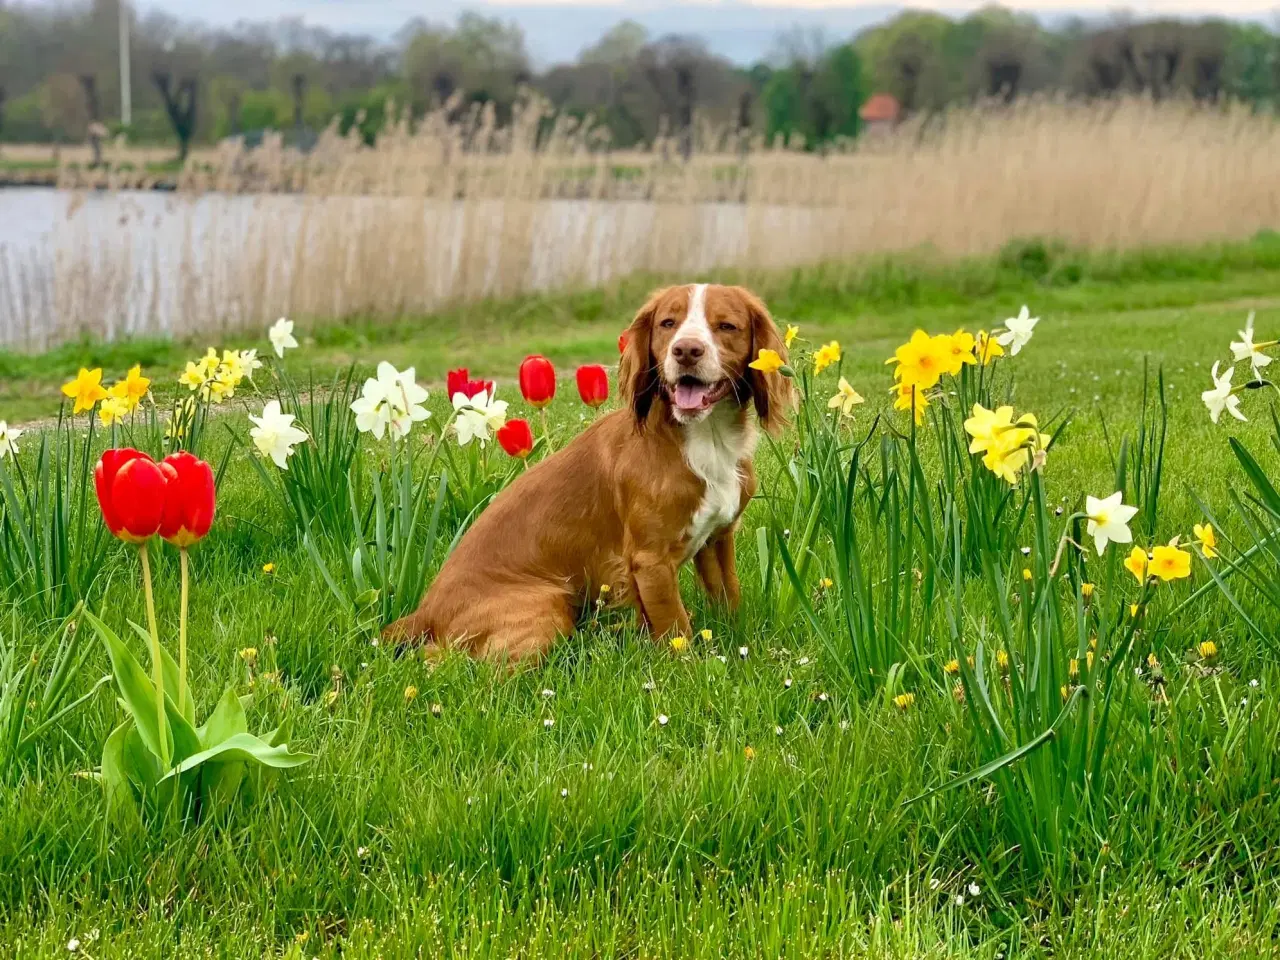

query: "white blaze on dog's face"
xmin=650 ymin=284 xmax=757 ymax=424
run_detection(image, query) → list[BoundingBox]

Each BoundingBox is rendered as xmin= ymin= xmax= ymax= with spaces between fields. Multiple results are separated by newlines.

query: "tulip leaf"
xmin=158 ymin=732 xmax=312 ymax=782
xmin=197 ymin=686 xmax=249 ymax=749
xmin=84 ymin=610 xmax=171 ymax=764
xmin=100 ymin=719 xmax=139 ymax=820
xmin=126 ymin=619 xmax=195 ymax=726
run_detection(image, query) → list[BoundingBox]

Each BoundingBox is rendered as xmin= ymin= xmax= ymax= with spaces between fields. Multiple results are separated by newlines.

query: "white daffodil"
xmin=1202 ymin=362 xmax=1247 ymax=424
xmin=0 ymin=421 xmax=22 ymax=460
xmin=240 ymin=348 xmax=264 ymax=378
xmin=451 ymin=386 xmax=507 ymax=446
xmin=268 ymin=317 xmax=298 ymax=359
xmin=1229 ymin=312 xmax=1273 ymax=381
xmin=249 ymin=399 xmax=308 ymax=468
xmin=352 ymin=362 xmax=431 ymax=441
xmin=454 ymin=407 xmax=492 ymax=447
xmin=996 ymin=305 xmax=1039 ymax=356
xmin=1085 ymin=491 xmax=1138 ymax=555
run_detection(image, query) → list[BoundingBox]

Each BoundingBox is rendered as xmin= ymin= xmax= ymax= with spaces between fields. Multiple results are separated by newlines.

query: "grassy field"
xmin=1 ymin=243 xmax=1279 ymax=958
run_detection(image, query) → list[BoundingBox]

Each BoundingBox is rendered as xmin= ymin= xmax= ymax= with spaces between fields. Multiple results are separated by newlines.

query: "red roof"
xmin=860 ymin=93 xmax=901 ymax=123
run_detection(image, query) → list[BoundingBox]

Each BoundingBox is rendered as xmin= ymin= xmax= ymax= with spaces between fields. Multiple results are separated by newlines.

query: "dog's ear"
xmin=736 ymin=287 xmax=795 ymax=436
xmin=618 ymin=288 xmax=666 ymax=427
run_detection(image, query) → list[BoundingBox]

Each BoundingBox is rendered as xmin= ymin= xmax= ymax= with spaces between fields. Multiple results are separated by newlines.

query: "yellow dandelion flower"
xmin=670 ymin=635 xmax=687 ymax=653
xmin=943 ymin=659 xmax=960 ymax=676
xmin=996 ymin=650 xmax=1010 ymax=673
xmin=700 ymin=628 xmax=713 ymax=642
xmin=263 ymin=562 xmax=276 ymax=574
xmin=892 ymin=692 xmax=916 ymax=711
xmin=1197 ymin=640 xmax=1218 ymax=661
xmin=404 ymin=685 xmax=418 ymax=703
xmin=239 ymin=647 xmax=258 ymax=666
xmin=744 ymin=745 xmax=756 ymax=760
xmin=1080 ymin=582 xmax=1095 ymax=598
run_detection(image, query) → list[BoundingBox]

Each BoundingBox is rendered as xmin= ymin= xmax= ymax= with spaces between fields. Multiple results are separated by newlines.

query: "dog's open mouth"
xmin=668 ymin=376 xmax=732 ymax=414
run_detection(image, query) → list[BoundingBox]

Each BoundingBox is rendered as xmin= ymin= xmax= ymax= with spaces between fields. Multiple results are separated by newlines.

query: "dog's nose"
xmin=670 ymin=340 xmax=705 ymax=366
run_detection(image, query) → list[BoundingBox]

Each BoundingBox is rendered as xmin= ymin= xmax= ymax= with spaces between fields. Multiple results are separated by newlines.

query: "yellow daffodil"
xmin=965 ymin=404 xmax=1048 ymax=485
xmin=1124 ymin=547 xmax=1149 ymax=583
xmin=61 ymin=368 xmax=108 ymax=414
xmin=784 ymin=324 xmax=800 ymax=348
xmin=221 ymin=350 xmax=246 ymax=384
xmin=1193 ymin=523 xmax=1217 ymax=559
xmin=109 ymin=364 xmax=151 ymax=410
xmin=975 ymin=330 xmax=1004 ymax=365
xmin=827 ymin=377 xmax=864 ymax=417
xmin=886 ymin=330 xmax=949 ymax=389
xmin=179 ymin=361 xmax=207 ymax=393
xmin=1150 ymin=542 xmax=1191 ymax=582
xmin=749 ymin=349 xmax=786 ymax=375
xmin=97 ymin=395 xmax=130 ymax=427
xmin=813 ymin=341 xmax=842 ymax=375
xmin=892 ymin=692 xmax=915 ymax=711
xmin=940 ymin=330 xmax=977 ymax=376
xmin=892 ymin=381 xmax=929 ymax=426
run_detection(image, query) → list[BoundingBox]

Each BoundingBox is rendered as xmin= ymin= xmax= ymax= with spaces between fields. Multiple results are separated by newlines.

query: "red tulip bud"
xmin=159 ymin=451 xmax=216 ymax=548
xmin=447 ymin=367 xmax=494 ymax=402
xmin=94 ymin=448 xmax=167 ymax=544
xmin=518 ymin=355 xmax=556 ymax=409
xmin=497 ymin=418 xmax=534 ymax=458
xmin=576 ymin=364 xmax=609 ymax=408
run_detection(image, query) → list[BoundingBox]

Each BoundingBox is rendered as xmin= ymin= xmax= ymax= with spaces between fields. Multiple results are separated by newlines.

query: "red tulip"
xmin=497 ymin=418 xmax=534 ymax=458
xmin=446 ymin=368 xmax=494 ymax=402
xmin=158 ymin=451 xmax=216 ymax=548
xmin=618 ymin=332 xmax=629 ymax=355
xmin=95 ymin=448 xmax=167 ymax=544
xmin=576 ymin=364 xmax=609 ymax=408
xmin=518 ymin=355 xmax=556 ymax=409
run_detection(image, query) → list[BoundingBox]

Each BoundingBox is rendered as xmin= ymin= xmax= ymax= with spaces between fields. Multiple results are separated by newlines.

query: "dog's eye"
xmin=717 ymin=322 xmax=737 ymax=332
xmin=659 ymin=318 xmax=676 ymax=329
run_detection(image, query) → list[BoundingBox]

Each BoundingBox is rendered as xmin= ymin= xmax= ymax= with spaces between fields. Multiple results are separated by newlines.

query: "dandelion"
xmin=1150 ymin=542 xmax=1192 ymax=581
xmin=813 ymin=340 xmax=842 ymax=374
xmin=542 ymin=688 xmax=555 ymax=699
xmin=1022 ymin=568 xmax=1032 ymax=581
xmin=67 ymin=939 xmax=80 ymax=953
xmin=669 ymin=635 xmax=687 ymax=652
xmin=893 ymin=692 xmax=916 ymax=711
xmin=599 ymin=583 xmax=611 ymax=597
xmin=748 ymin=349 xmax=786 ymax=375
xmin=1201 ymin=362 xmax=1247 ymax=424
xmin=1069 ymin=658 xmax=1080 ymax=679
xmin=996 ymin=305 xmax=1039 ymax=355
xmin=827 ymin=377 xmax=865 ymax=417
xmin=996 ymin=650 xmax=1010 ymax=673
xmin=700 ymin=628 xmax=713 ymax=642
xmin=657 ymin=714 xmax=669 ymax=726
xmin=0 ymin=422 xmax=22 ymax=460
xmin=819 ymin=578 xmax=833 ymax=590
xmin=404 ymin=685 xmax=418 ymax=703
xmin=744 ymin=746 xmax=756 ymax=760
xmin=1198 ymin=640 xmax=1218 ymax=661
xmin=262 ymin=562 xmax=275 ymax=574
xmin=1080 ymin=582 xmax=1095 ymax=599
xmin=269 ymin=317 xmax=298 ymax=358
xmin=944 ymin=659 xmax=960 ymax=675
xmin=1085 ymin=492 xmax=1138 ymax=555
xmin=61 ymin=368 xmax=108 ymax=414
xmin=1193 ymin=523 xmax=1218 ymax=559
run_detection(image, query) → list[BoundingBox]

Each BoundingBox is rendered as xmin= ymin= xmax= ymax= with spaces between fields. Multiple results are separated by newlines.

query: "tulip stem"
xmin=178 ymin=548 xmax=189 ymax=718
xmin=139 ymin=541 xmax=170 ymax=768
xmin=539 ymin=408 xmax=552 ymax=451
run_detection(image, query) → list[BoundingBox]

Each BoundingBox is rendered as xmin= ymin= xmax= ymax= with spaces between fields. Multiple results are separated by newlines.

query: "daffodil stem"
xmin=139 ymin=541 xmax=169 ymax=768
xmin=178 ymin=547 xmax=189 ymax=718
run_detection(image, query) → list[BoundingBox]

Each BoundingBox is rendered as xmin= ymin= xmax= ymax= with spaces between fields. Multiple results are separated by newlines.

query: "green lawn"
xmin=1 ymin=243 xmax=1279 ymax=957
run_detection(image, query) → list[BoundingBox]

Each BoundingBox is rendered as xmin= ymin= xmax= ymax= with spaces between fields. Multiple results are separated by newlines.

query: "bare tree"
xmin=152 ymin=70 xmax=198 ymax=161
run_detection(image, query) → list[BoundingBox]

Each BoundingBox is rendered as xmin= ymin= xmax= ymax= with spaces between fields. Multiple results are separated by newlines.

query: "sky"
xmin=122 ymin=0 xmax=1280 ymax=65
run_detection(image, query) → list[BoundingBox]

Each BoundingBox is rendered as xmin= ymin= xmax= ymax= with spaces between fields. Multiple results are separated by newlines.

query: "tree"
xmin=152 ymin=71 xmax=198 ymax=161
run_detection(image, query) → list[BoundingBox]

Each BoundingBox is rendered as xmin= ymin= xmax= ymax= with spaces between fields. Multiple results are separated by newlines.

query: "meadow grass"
xmin=0 ymin=252 xmax=1279 ymax=958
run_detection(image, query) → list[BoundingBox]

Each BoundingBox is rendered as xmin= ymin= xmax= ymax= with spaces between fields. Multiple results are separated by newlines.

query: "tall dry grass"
xmin=4 ymin=97 xmax=1280 ymax=349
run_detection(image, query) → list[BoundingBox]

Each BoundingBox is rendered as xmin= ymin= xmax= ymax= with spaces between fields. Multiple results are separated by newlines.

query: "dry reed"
xmin=4 ymin=96 xmax=1280 ymax=349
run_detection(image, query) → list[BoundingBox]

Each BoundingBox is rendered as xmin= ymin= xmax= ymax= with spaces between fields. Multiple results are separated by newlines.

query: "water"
xmin=0 ymin=187 xmax=829 ymax=350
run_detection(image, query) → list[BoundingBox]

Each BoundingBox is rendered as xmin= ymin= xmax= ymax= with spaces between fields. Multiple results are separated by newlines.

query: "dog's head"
xmin=618 ymin=284 xmax=794 ymax=434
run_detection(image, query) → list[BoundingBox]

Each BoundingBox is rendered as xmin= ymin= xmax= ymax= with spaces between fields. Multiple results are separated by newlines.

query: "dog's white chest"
xmin=682 ymin=409 xmax=755 ymax=560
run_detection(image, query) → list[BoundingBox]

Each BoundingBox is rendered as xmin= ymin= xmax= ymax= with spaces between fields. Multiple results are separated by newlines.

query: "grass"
xmin=1 ymin=247 xmax=1279 ymax=957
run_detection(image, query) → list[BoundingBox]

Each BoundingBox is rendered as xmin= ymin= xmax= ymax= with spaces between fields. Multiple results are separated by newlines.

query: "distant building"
xmin=859 ymin=93 xmax=901 ymax=137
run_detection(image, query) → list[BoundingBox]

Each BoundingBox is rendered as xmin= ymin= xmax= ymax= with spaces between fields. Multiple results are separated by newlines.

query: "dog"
xmin=384 ymin=283 xmax=793 ymax=663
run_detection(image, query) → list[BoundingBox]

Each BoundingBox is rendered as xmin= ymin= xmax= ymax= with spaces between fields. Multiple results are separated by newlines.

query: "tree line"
xmin=1 ymin=0 xmax=1277 ymax=158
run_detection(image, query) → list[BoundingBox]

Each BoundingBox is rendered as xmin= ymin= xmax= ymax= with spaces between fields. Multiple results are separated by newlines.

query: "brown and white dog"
xmin=385 ymin=284 xmax=793 ymax=663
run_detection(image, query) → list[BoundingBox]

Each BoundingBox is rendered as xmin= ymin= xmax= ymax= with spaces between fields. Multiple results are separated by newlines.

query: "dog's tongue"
xmin=674 ymin=382 xmax=710 ymax=411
